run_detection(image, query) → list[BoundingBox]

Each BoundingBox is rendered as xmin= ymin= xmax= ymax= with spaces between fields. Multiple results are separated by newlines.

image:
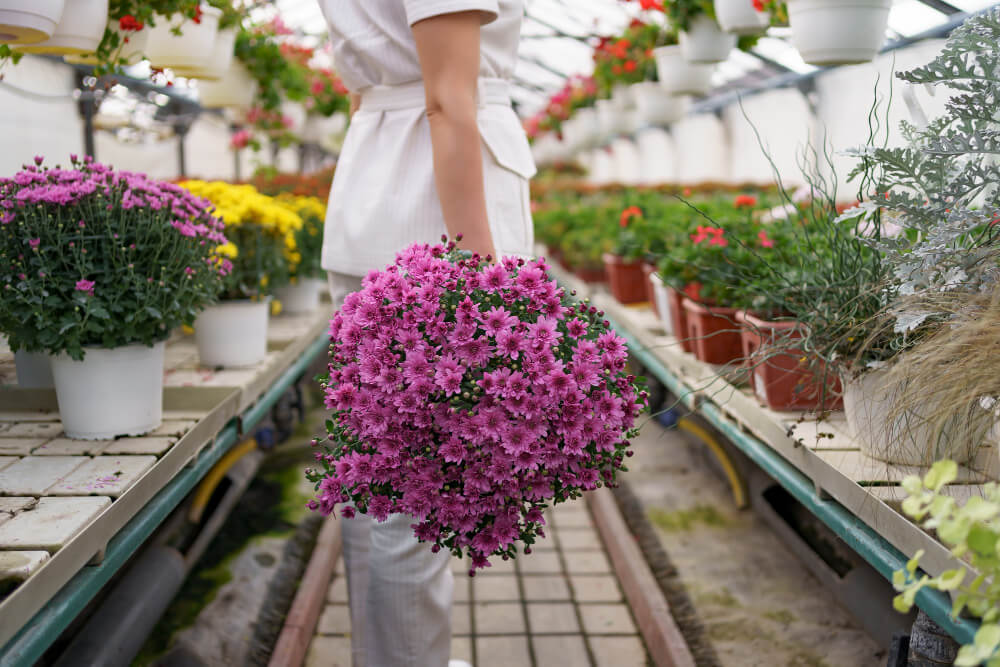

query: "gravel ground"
xmin=626 ymin=416 xmax=888 ymax=667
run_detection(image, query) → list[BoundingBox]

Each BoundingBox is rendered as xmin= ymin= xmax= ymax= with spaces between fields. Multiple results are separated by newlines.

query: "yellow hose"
xmin=677 ymin=416 xmax=748 ymax=509
xmin=188 ymin=438 xmax=260 ymax=523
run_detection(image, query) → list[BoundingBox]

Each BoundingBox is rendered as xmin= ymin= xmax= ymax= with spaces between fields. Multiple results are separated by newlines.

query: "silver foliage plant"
xmin=842 ymin=8 xmax=1000 ymax=334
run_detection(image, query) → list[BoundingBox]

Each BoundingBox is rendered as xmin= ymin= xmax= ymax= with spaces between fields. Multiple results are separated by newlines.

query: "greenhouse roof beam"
xmin=914 ymin=0 xmax=964 ymax=13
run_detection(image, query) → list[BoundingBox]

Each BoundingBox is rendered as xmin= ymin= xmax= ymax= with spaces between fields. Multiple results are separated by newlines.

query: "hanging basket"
xmin=198 ymin=60 xmax=258 ymax=109
xmin=64 ymin=20 xmax=149 ymax=66
xmin=143 ymin=5 xmax=221 ymax=70
xmin=787 ymin=0 xmax=892 ymax=66
xmin=170 ymin=26 xmax=236 ymax=80
xmin=0 ymin=0 xmax=64 ymax=44
xmin=653 ymin=45 xmax=714 ymax=96
xmin=714 ymin=0 xmax=771 ymax=35
xmin=631 ymin=82 xmax=686 ymax=126
xmin=679 ymin=15 xmax=737 ymax=64
xmin=14 ymin=0 xmax=105 ymax=55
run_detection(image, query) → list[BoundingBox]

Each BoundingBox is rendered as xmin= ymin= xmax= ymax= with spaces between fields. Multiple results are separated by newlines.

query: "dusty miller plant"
xmin=843 ymin=8 xmax=1000 ymax=335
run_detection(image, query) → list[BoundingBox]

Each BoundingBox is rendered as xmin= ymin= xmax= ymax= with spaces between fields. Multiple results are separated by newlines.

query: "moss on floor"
xmin=693 ymin=587 xmax=741 ymax=609
xmin=764 ymin=609 xmax=797 ymax=625
xmin=647 ymin=504 xmax=732 ymax=532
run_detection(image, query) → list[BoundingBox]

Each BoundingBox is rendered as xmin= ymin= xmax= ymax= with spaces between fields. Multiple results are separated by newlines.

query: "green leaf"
xmin=924 ymin=460 xmax=958 ymax=492
xmin=968 ymin=524 xmax=1000 ymax=557
xmin=936 ymin=568 xmax=965 ymax=591
xmin=901 ymin=475 xmax=924 ymax=496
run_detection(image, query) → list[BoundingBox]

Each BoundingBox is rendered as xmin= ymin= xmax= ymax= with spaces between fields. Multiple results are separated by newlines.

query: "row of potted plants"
xmin=0 ymin=156 xmax=329 ymax=440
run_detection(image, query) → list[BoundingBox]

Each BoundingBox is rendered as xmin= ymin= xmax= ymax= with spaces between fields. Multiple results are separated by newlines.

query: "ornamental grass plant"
xmin=308 ymin=240 xmax=646 ymax=570
xmin=0 ymin=156 xmax=228 ymax=360
xmin=179 ymin=180 xmax=303 ymax=300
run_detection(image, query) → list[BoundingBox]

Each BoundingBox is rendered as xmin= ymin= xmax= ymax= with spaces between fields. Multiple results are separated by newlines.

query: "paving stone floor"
xmin=305 ymin=502 xmax=652 ymax=667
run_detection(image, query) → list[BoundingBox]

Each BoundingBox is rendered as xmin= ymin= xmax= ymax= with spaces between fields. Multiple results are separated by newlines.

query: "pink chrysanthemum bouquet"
xmin=306 ymin=239 xmax=646 ymax=573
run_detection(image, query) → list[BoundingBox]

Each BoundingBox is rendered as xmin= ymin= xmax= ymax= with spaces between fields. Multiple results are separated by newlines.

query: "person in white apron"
xmin=316 ymin=2 xmax=535 ymax=665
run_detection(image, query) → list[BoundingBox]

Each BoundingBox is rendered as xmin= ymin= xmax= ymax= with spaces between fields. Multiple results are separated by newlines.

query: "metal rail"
xmin=605 ymin=311 xmax=980 ymax=647
xmin=0 ymin=331 xmax=330 ymax=667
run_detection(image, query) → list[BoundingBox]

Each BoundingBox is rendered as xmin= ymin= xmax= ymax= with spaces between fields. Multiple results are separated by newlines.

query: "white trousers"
xmin=328 ymin=271 xmax=454 ymax=667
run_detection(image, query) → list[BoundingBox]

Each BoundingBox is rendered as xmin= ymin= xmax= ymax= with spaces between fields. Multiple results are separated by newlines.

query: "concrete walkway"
xmin=305 ymin=502 xmax=652 ymax=667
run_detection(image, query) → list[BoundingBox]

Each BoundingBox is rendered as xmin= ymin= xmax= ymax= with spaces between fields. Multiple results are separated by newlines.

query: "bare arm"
xmin=411 ymin=12 xmax=495 ymax=261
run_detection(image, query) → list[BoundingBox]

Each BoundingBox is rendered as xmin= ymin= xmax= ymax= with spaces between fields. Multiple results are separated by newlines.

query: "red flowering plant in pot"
xmin=603 ymin=205 xmax=652 ymax=304
xmin=307 ymin=239 xmax=647 ymax=571
xmin=727 ymin=214 xmax=843 ymax=411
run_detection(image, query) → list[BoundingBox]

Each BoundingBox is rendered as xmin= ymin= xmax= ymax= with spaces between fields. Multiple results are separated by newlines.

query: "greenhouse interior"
xmin=0 ymin=0 xmax=998 ymax=666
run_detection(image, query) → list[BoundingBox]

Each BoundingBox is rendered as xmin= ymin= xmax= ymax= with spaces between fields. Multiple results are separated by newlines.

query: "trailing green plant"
xmin=895 ymin=459 xmax=1000 ymax=666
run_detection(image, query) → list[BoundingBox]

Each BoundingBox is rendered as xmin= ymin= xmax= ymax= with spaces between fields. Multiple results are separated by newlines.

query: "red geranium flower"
xmin=758 ymin=230 xmax=775 ymax=248
xmin=734 ymin=194 xmax=758 ymax=208
xmin=620 ymin=206 xmax=642 ymax=227
xmin=118 ymin=15 xmax=144 ymax=31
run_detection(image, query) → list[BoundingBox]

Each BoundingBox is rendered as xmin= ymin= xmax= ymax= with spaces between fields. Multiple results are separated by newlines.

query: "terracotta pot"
xmin=666 ymin=286 xmax=695 ymax=354
xmin=602 ymin=254 xmax=647 ymax=304
xmin=573 ymin=265 xmax=607 ymax=284
xmin=682 ymin=298 xmax=743 ymax=365
xmin=641 ymin=262 xmax=659 ymax=317
xmin=736 ymin=311 xmax=842 ymax=412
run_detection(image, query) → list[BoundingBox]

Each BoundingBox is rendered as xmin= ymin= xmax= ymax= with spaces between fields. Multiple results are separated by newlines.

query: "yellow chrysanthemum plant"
xmin=179 ymin=181 xmax=303 ymax=301
xmin=274 ymin=194 xmax=326 ymax=285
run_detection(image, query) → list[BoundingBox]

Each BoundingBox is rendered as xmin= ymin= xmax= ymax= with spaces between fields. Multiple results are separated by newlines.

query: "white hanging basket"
xmin=64 ymin=19 xmax=148 ymax=66
xmin=281 ymin=99 xmax=308 ymax=133
xmin=198 ymin=60 xmax=258 ymax=109
xmin=788 ymin=0 xmax=892 ymax=66
xmin=679 ymin=15 xmax=737 ymax=64
xmin=51 ymin=341 xmax=164 ymax=440
xmin=14 ymin=0 xmax=105 ymax=55
xmin=195 ymin=299 xmax=270 ymax=368
xmin=0 ymin=0 xmax=64 ymax=44
xmin=632 ymin=82 xmax=687 ymax=126
xmin=653 ymin=45 xmax=715 ymax=96
xmin=14 ymin=350 xmax=53 ymax=388
xmin=144 ymin=5 xmax=220 ymax=70
xmin=596 ymin=98 xmax=632 ymax=139
xmin=843 ymin=368 xmax=979 ymax=466
xmin=273 ymin=278 xmax=325 ymax=315
xmin=610 ymin=84 xmax=634 ymax=111
xmin=573 ymin=107 xmax=601 ymax=150
xmin=714 ymin=0 xmax=771 ymax=35
xmin=170 ymin=26 xmax=236 ymax=80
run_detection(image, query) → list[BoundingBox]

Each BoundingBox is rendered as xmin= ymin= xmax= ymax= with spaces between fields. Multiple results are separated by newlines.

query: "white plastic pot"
xmin=170 ymin=26 xmax=236 ymax=80
xmin=273 ymin=278 xmax=325 ymax=315
xmin=574 ymin=107 xmax=601 ymax=149
xmin=143 ymin=5 xmax=220 ymax=70
xmin=0 ymin=0 xmax=64 ymax=44
xmin=64 ymin=19 xmax=149 ymax=65
xmin=195 ymin=299 xmax=270 ymax=368
xmin=14 ymin=0 xmax=105 ymax=55
xmin=650 ymin=273 xmax=674 ymax=336
xmin=596 ymin=99 xmax=632 ymax=139
xmin=679 ymin=15 xmax=737 ymax=64
xmin=611 ymin=84 xmax=635 ymax=111
xmin=280 ymin=99 xmax=307 ymax=133
xmin=714 ymin=0 xmax=771 ymax=35
xmin=843 ymin=368 xmax=977 ymax=466
xmin=653 ymin=45 xmax=715 ymax=96
xmin=14 ymin=351 xmax=53 ymax=388
xmin=198 ymin=60 xmax=258 ymax=109
xmin=51 ymin=341 xmax=164 ymax=440
xmin=788 ymin=0 xmax=892 ymax=66
xmin=632 ymin=82 xmax=687 ymax=126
